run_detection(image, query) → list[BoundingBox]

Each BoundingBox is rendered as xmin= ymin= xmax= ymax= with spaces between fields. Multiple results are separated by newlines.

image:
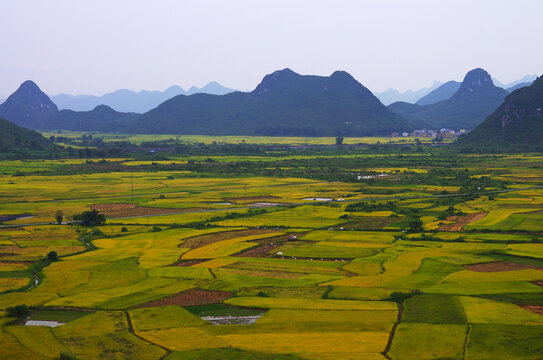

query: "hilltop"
xmin=0 ymin=81 xmax=58 ymax=129
xmin=130 ymin=69 xmax=412 ymax=136
xmin=388 ymin=69 xmax=508 ymax=130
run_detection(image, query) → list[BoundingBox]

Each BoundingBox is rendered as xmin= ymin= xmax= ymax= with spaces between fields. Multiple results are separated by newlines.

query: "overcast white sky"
xmin=1 ymin=0 xmax=542 ymax=97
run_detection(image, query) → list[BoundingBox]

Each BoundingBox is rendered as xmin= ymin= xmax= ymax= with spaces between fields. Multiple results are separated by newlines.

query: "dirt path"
xmin=439 ymin=212 xmax=487 ymax=231
xmin=124 ymin=311 xmax=172 ymax=360
xmin=382 ymin=303 xmax=403 ymax=360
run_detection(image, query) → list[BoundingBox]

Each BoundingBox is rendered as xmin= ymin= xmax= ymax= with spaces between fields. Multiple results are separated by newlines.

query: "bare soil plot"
xmin=466 ymin=261 xmax=542 ymax=272
xmin=137 ymin=289 xmax=233 ymax=307
xmin=181 ymin=228 xmax=278 ymax=249
xmin=520 ymin=304 xmax=543 ymax=315
xmin=341 ymin=216 xmax=395 ymax=230
xmin=236 ymin=233 xmax=303 ymax=258
xmin=175 ymin=259 xmax=209 ymax=267
xmin=439 ymin=212 xmax=487 ymax=231
xmin=89 ymin=203 xmax=203 ymax=218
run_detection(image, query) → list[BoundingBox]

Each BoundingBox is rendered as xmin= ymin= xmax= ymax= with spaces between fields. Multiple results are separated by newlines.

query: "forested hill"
xmin=128 ymin=68 xmax=412 ymax=136
xmin=0 ymin=117 xmax=54 ymax=151
xmin=45 ymin=105 xmax=139 ymax=131
xmin=388 ymin=68 xmax=508 ymax=130
xmin=455 ymin=75 xmax=543 ymax=150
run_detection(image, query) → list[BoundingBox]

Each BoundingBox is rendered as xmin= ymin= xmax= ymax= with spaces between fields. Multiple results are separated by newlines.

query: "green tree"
xmin=47 ymin=251 xmax=59 ymax=262
xmin=73 ymin=210 xmax=106 ymax=226
xmin=5 ymin=304 xmax=30 ymax=318
xmin=408 ymin=218 xmax=424 ymax=232
xmin=55 ymin=210 xmax=63 ymax=225
xmin=335 ymin=136 xmax=344 ymax=145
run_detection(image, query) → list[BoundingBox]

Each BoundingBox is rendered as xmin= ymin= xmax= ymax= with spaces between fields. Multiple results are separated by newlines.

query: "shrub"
xmin=121 ymin=227 xmax=128 ymax=232
xmin=408 ymin=218 xmax=424 ymax=233
xmin=389 ymin=290 xmax=420 ymax=304
xmin=47 ymin=251 xmax=59 ymax=262
xmin=59 ymin=352 xmax=78 ymax=360
xmin=5 ymin=304 xmax=30 ymax=318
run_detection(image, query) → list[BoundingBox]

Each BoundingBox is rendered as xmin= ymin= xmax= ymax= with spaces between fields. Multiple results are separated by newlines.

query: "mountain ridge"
xmin=129 ymin=68 xmax=412 ymax=136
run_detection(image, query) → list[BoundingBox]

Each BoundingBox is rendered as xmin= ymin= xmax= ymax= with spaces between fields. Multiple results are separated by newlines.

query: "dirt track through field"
xmin=439 ymin=212 xmax=487 ymax=231
xmin=465 ymin=261 xmax=541 ymax=272
xmin=89 ymin=203 xmax=204 ymax=218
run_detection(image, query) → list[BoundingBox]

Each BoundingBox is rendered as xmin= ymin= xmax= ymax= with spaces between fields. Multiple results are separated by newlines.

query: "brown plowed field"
xmin=175 ymin=259 xmax=208 ymax=267
xmin=236 ymin=233 xmax=303 ymax=257
xmin=520 ymin=304 xmax=543 ymax=315
xmin=89 ymin=203 xmax=203 ymax=218
xmin=465 ymin=261 xmax=541 ymax=272
xmin=180 ymin=228 xmax=278 ymax=249
xmin=136 ymin=289 xmax=233 ymax=307
xmin=439 ymin=212 xmax=487 ymax=231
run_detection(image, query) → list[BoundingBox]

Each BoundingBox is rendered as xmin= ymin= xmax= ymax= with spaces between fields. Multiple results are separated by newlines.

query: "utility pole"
xmin=131 ymin=175 xmax=134 ymax=208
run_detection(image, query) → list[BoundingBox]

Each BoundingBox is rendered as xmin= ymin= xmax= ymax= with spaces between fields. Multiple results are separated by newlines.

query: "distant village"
xmin=391 ymin=128 xmax=466 ymax=139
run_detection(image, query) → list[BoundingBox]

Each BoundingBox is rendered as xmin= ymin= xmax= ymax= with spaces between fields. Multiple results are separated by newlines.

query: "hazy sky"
xmin=1 ymin=0 xmax=542 ymax=97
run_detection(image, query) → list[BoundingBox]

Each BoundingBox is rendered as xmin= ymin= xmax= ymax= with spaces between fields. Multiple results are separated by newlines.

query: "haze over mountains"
xmin=376 ymin=74 xmax=536 ymax=106
xmin=51 ymin=82 xmax=236 ymax=113
xmin=0 ymin=68 xmax=539 ymax=141
xmin=374 ymin=82 xmax=443 ymax=106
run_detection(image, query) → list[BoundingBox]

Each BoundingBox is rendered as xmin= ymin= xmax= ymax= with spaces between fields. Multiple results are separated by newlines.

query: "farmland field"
xmin=0 ymin=136 xmax=542 ymax=359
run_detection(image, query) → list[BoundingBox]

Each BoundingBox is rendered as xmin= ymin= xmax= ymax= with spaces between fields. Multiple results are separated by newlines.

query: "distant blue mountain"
xmin=374 ymin=81 xmax=442 ymax=105
xmin=51 ymin=82 xmax=236 ymax=113
xmin=415 ymin=81 xmax=461 ymax=105
xmin=506 ymin=81 xmax=534 ymax=93
xmin=492 ymin=75 xmax=537 ymax=92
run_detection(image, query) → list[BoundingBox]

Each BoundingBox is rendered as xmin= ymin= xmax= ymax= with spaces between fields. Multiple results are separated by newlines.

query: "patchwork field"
xmin=0 ymin=149 xmax=542 ymax=359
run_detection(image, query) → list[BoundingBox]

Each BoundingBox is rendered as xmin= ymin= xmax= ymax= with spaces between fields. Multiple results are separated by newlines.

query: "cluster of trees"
xmin=73 ymin=210 xmax=106 ymax=226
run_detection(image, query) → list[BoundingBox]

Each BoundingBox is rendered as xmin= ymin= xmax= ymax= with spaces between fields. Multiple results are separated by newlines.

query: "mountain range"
xmin=492 ymin=75 xmax=537 ymax=90
xmin=376 ymin=74 xmax=536 ymax=106
xmin=0 ymin=68 xmax=539 ymax=139
xmin=51 ymin=82 xmax=236 ymax=113
xmin=388 ymin=69 xmax=509 ymax=130
xmin=130 ymin=68 xmax=412 ymax=136
xmin=456 ymin=75 xmax=543 ymax=148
